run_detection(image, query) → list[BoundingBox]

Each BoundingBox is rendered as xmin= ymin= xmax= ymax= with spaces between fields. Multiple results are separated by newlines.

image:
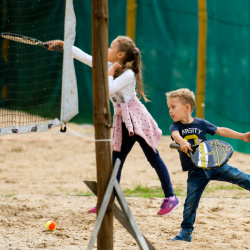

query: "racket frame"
xmin=1 ymin=32 xmax=63 ymax=52
xmin=170 ymin=139 xmax=233 ymax=169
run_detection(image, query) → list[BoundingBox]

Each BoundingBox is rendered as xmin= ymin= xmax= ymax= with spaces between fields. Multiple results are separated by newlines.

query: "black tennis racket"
xmin=170 ymin=139 xmax=233 ymax=169
xmin=1 ymin=32 xmax=63 ymax=52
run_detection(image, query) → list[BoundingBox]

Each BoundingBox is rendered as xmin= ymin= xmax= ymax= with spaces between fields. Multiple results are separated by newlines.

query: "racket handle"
xmin=170 ymin=143 xmax=181 ymax=150
xmin=53 ymin=46 xmax=63 ymax=53
xmin=44 ymin=43 xmax=63 ymax=53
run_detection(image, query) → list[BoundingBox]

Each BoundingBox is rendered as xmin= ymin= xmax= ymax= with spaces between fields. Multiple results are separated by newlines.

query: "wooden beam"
xmin=91 ymin=0 xmax=113 ymax=249
xmin=196 ymin=0 xmax=207 ymax=118
xmin=84 ymin=180 xmax=156 ymax=250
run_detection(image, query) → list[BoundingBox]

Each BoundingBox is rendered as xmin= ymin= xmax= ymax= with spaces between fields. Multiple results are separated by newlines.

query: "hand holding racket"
xmin=46 ymin=40 xmax=64 ymax=51
xmin=170 ymin=139 xmax=233 ymax=169
xmin=1 ymin=32 xmax=63 ymax=52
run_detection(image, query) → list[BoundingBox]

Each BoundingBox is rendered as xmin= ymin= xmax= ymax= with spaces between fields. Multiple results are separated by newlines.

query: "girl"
xmin=47 ymin=36 xmax=179 ymax=216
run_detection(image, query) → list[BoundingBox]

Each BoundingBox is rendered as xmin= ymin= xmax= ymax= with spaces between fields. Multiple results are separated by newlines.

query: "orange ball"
xmin=46 ymin=220 xmax=56 ymax=231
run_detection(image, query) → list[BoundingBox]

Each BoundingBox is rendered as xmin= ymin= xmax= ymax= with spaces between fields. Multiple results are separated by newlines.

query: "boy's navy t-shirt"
xmin=170 ymin=117 xmax=217 ymax=171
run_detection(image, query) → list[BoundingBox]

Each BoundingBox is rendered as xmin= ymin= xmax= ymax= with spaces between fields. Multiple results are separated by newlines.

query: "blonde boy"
xmin=166 ymin=88 xmax=250 ymax=242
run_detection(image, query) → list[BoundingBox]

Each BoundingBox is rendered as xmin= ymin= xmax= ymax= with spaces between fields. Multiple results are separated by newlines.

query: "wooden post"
xmin=92 ymin=0 xmax=113 ymax=249
xmin=196 ymin=0 xmax=207 ymax=118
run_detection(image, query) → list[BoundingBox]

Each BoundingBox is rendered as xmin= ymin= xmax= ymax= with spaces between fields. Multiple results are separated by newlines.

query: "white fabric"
xmin=0 ymin=119 xmax=61 ymax=135
xmin=61 ymin=0 xmax=78 ymax=122
xmin=71 ymin=46 xmax=136 ymax=104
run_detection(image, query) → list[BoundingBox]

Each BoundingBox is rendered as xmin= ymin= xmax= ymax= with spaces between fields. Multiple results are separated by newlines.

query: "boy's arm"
xmin=171 ymin=131 xmax=193 ymax=154
xmin=216 ymin=127 xmax=250 ymax=142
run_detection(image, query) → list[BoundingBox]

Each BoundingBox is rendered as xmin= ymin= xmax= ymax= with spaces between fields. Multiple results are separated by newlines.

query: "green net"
xmin=0 ymin=0 xmax=65 ymax=129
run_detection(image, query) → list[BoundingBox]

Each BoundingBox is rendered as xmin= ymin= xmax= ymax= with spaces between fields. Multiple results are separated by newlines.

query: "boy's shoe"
xmin=171 ymin=231 xmax=192 ymax=242
xmin=157 ymin=195 xmax=180 ymax=216
xmin=88 ymin=207 xmax=97 ymax=213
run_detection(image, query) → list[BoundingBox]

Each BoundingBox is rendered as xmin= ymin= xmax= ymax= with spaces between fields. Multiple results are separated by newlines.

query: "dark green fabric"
xmin=72 ymin=0 xmax=250 ymax=153
xmin=206 ymin=0 xmax=250 ymax=153
xmin=71 ymin=0 xmax=126 ymax=124
xmin=136 ymin=0 xmax=198 ymax=134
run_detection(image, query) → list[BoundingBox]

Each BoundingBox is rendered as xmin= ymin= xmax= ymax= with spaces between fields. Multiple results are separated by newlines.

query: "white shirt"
xmin=71 ymin=46 xmax=136 ymax=105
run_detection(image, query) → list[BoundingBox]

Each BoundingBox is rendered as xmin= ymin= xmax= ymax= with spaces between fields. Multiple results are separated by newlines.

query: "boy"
xmin=166 ymin=88 xmax=250 ymax=242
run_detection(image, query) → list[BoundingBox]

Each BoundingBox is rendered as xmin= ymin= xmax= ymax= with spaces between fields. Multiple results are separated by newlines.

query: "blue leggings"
xmin=112 ymin=123 xmax=174 ymax=198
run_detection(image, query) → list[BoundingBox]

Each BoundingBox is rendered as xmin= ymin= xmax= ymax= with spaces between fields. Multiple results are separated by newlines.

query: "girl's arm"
xmin=71 ymin=46 xmax=92 ymax=67
xmin=171 ymin=131 xmax=193 ymax=154
xmin=108 ymin=68 xmax=134 ymax=95
xmin=216 ymin=127 xmax=250 ymax=142
xmin=47 ymin=40 xmax=64 ymax=48
xmin=47 ymin=40 xmax=93 ymax=67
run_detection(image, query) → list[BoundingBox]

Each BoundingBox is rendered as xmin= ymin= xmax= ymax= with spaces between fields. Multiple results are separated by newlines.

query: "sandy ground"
xmin=0 ymin=123 xmax=249 ymax=249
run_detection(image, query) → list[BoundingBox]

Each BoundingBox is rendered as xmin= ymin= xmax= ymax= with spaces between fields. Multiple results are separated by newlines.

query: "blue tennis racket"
xmin=170 ymin=139 xmax=233 ymax=169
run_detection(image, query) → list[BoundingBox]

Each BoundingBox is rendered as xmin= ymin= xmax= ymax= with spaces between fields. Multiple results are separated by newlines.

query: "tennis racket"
xmin=1 ymin=32 xmax=63 ymax=52
xmin=170 ymin=139 xmax=233 ymax=169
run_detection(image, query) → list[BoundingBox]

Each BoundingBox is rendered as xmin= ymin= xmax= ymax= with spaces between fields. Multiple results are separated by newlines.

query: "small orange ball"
xmin=46 ymin=220 xmax=56 ymax=231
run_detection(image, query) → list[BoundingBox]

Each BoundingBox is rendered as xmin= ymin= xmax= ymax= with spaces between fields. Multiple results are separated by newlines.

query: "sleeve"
xmin=71 ymin=46 xmax=92 ymax=67
xmin=170 ymin=122 xmax=180 ymax=133
xmin=108 ymin=69 xmax=134 ymax=95
xmin=170 ymin=123 xmax=181 ymax=141
xmin=203 ymin=119 xmax=217 ymax=135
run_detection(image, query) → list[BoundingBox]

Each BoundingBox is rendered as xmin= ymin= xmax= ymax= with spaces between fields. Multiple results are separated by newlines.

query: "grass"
xmin=68 ymin=185 xmax=185 ymax=198
xmin=5 ymin=193 xmax=17 ymax=197
xmin=66 ymin=190 xmax=94 ymax=196
xmin=205 ymin=184 xmax=244 ymax=193
xmin=68 ymin=183 xmax=246 ymax=198
xmin=122 ymin=185 xmax=185 ymax=198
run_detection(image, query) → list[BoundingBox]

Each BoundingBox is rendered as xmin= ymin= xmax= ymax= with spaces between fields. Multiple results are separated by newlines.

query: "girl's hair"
xmin=114 ymin=36 xmax=149 ymax=102
xmin=166 ymin=88 xmax=196 ymax=112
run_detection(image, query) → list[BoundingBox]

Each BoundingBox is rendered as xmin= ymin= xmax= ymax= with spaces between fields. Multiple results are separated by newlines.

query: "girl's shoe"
xmin=157 ymin=195 xmax=180 ymax=216
xmin=88 ymin=207 xmax=97 ymax=213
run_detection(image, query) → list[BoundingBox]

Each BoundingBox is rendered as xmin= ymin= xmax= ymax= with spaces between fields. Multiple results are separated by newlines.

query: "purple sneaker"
xmin=157 ymin=195 xmax=180 ymax=216
xmin=88 ymin=206 xmax=97 ymax=214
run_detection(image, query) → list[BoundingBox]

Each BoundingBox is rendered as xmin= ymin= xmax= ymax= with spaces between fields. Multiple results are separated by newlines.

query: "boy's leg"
xmin=172 ymin=168 xmax=209 ymax=241
xmin=211 ymin=163 xmax=250 ymax=190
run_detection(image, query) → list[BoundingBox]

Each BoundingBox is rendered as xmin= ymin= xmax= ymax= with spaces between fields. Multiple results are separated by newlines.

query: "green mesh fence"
xmin=0 ymin=0 xmax=64 ymax=127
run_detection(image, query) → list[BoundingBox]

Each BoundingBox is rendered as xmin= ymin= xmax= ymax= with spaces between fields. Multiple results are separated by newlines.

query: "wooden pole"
xmin=92 ymin=0 xmax=113 ymax=249
xmin=196 ymin=0 xmax=207 ymax=118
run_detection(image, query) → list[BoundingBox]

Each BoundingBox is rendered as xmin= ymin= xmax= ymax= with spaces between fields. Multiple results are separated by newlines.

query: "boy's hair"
xmin=114 ymin=36 xmax=149 ymax=102
xmin=166 ymin=88 xmax=196 ymax=112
